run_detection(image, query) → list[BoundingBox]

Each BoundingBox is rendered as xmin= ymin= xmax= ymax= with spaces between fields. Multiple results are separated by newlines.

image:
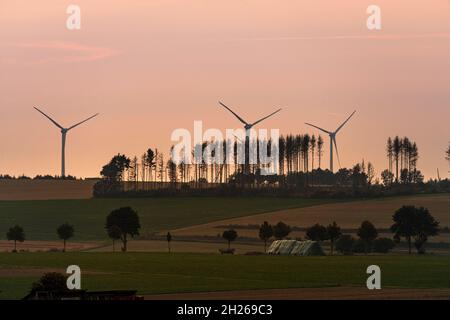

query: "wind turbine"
xmin=305 ymin=110 xmax=356 ymax=173
xmin=34 ymin=107 xmax=99 ymax=177
xmin=218 ymin=101 xmax=281 ymax=174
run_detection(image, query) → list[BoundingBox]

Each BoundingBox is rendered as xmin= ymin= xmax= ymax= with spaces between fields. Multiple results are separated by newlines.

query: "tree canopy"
xmin=305 ymin=224 xmax=328 ymax=242
xmin=357 ymin=220 xmax=378 ymax=253
xmin=106 ymin=207 xmax=141 ymax=252
xmin=57 ymin=223 xmax=74 ymax=252
xmin=272 ymin=221 xmax=291 ymax=240
xmin=7 ymin=225 xmax=25 ymax=251
xmin=259 ymin=221 xmax=273 ymax=252
xmin=391 ymin=206 xmax=439 ymax=254
xmin=222 ymin=229 xmax=238 ymax=250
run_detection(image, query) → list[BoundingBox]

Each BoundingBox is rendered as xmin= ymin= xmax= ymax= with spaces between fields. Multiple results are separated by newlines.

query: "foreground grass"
xmin=0 ymin=197 xmax=337 ymax=241
xmin=0 ymin=252 xmax=449 ymax=299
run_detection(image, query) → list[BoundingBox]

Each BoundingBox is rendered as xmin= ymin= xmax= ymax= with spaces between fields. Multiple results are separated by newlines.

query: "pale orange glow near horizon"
xmin=1 ymin=1 xmax=450 ymax=179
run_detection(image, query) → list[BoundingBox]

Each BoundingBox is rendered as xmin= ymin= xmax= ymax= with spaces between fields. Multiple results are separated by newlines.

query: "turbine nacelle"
xmin=218 ymin=101 xmax=282 ymax=175
xmin=218 ymin=101 xmax=282 ymax=132
xmin=305 ymin=110 xmax=356 ymax=172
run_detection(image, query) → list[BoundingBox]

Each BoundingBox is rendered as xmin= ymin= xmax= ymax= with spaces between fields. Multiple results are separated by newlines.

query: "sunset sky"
xmin=1 ymin=1 xmax=450 ymax=179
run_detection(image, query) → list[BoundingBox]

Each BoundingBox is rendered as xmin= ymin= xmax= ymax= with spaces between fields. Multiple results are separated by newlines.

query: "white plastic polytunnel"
xmin=267 ymin=240 xmax=325 ymax=256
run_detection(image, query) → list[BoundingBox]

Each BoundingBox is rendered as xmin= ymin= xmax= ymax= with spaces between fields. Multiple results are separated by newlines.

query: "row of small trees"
xmin=5 ymin=207 xmax=142 ymax=253
xmin=6 ymin=224 xmax=74 ymax=252
xmin=223 ymin=205 xmax=439 ymax=255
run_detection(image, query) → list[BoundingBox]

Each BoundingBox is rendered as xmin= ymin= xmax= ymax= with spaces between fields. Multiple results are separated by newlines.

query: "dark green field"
xmin=0 ymin=252 xmax=449 ymax=300
xmin=0 ymin=197 xmax=337 ymax=241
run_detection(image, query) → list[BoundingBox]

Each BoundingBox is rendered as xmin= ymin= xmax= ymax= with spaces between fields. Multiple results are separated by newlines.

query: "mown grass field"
xmin=0 ymin=197 xmax=337 ymax=241
xmin=0 ymin=252 xmax=449 ymax=300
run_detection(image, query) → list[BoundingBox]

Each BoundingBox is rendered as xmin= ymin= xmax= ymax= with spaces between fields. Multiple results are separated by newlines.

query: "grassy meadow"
xmin=0 ymin=197 xmax=338 ymax=241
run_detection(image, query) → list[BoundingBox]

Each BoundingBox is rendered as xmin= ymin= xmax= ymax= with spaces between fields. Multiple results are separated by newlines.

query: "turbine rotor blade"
xmin=335 ymin=110 xmax=356 ymax=134
xmin=34 ymin=107 xmax=64 ymax=130
xmin=218 ymin=101 xmax=248 ymax=125
xmin=233 ymin=134 xmax=244 ymax=143
xmin=251 ymin=108 xmax=282 ymax=126
xmin=305 ymin=122 xmax=331 ymax=134
xmin=67 ymin=113 xmax=99 ymax=131
xmin=333 ymin=137 xmax=342 ymax=169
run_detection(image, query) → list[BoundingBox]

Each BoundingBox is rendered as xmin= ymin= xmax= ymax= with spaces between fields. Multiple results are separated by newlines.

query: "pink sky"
xmin=1 ymin=1 xmax=450 ymax=179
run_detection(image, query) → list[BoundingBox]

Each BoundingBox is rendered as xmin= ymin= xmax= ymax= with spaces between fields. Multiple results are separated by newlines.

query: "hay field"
xmin=0 ymin=179 xmax=97 ymax=200
xmin=170 ymin=194 xmax=450 ymax=239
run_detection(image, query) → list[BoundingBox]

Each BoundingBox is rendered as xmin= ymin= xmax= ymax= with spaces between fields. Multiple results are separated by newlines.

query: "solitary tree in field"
xmin=259 ymin=221 xmax=273 ymax=252
xmin=7 ymin=225 xmax=25 ymax=252
xmin=305 ymin=224 xmax=328 ymax=242
xmin=272 ymin=221 xmax=291 ymax=240
xmin=166 ymin=232 xmax=172 ymax=253
xmin=107 ymin=225 xmax=122 ymax=253
xmin=357 ymin=221 xmax=378 ymax=254
xmin=391 ymin=206 xmax=439 ymax=254
xmin=105 ymin=207 xmax=141 ymax=252
xmin=327 ymin=222 xmax=342 ymax=255
xmin=57 ymin=223 xmax=74 ymax=252
xmin=405 ymin=207 xmax=438 ymax=254
xmin=391 ymin=206 xmax=417 ymax=254
xmin=222 ymin=229 xmax=238 ymax=250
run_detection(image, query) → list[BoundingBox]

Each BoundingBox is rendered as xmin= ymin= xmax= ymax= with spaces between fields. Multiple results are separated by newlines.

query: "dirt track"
xmin=145 ymin=287 xmax=450 ymax=300
xmin=0 ymin=240 xmax=100 ymax=252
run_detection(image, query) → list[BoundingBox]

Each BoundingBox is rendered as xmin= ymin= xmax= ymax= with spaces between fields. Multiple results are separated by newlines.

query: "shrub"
xmin=31 ymin=272 xmax=67 ymax=292
xmin=373 ymin=238 xmax=396 ymax=253
xmin=335 ymin=235 xmax=355 ymax=255
xmin=353 ymin=239 xmax=367 ymax=253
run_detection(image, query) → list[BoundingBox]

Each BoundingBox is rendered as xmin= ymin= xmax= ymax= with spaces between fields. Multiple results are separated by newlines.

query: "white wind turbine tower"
xmin=305 ymin=110 xmax=356 ymax=173
xmin=34 ymin=107 xmax=99 ymax=177
xmin=218 ymin=101 xmax=282 ymax=174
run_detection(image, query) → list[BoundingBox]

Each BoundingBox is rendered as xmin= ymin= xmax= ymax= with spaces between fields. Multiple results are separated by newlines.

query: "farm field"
xmin=171 ymin=194 xmax=450 ymax=240
xmin=90 ymin=240 xmax=265 ymax=254
xmin=0 ymin=180 xmax=97 ymax=200
xmin=1 ymin=252 xmax=449 ymax=300
xmin=146 ymin=287 xmax=450 ymax=300
xmin=0 ymin=240 xmax=100 ymax=253
xmin=0 ymin=197 xmax=336 ymax=241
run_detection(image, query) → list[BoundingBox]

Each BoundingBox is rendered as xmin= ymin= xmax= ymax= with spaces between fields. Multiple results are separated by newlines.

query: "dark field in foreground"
xmin=146 ymin=287 xmax=450 ymax=300
xmin=0 ymin=252 xmax=449 ymax=300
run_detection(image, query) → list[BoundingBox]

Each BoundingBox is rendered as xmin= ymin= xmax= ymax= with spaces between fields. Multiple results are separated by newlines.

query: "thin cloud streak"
xmin=238 ymin=32 xmax=450 ymax=42
xmin=3 ymin=41 xmax=120 ymax=64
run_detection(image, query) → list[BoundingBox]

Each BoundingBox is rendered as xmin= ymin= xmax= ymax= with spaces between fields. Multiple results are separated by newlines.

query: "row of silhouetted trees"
xmin=385 ymin=136 xmax=422 ymax=185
